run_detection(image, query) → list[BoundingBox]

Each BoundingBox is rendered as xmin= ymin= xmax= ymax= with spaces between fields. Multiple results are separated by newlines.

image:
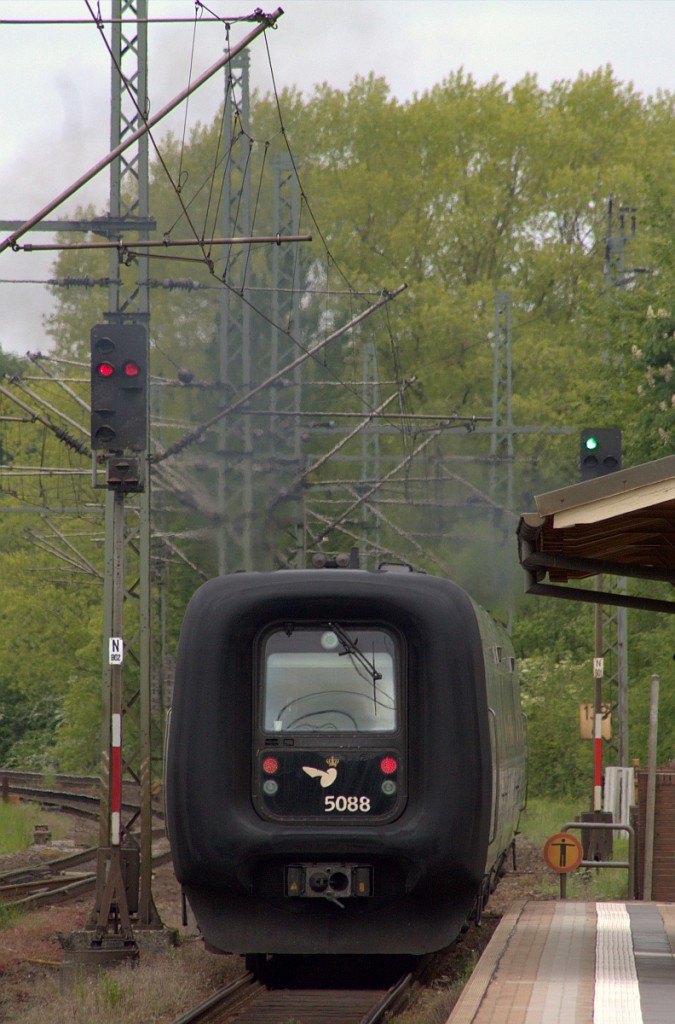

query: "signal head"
xmin=90 ymin=323 xmax=148 ymax=452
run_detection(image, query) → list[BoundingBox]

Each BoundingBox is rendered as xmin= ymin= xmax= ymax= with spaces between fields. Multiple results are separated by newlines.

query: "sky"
xmin=0 ymin=0 xmax=673 ymax=356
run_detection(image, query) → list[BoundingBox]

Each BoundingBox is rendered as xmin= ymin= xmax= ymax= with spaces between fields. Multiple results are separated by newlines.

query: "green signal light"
xmin=584 ymin=436 xmax=599 ymax=451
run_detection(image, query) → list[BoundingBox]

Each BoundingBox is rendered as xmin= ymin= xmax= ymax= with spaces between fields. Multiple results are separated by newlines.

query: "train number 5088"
xmin=324 ymin=795 xmax=371 ymax=813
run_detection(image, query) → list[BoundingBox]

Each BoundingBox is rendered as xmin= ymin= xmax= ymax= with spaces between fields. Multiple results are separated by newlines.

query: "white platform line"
xmin=524 ymin=902 xmax=588 ymax=1023
xmin=594 ymin=902 xmax=643 ymax=1024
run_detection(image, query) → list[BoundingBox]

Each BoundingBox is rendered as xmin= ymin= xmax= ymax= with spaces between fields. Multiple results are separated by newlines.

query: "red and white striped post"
xmin=593 ymin=581 xmax=604 ymax=813
xmin=593 ymin=655 xmax=604 ymax=811
xmin=90 ymin=491 xmax=134 ymax=940
xmin=111 ymin=710 xmax=122 ymax=846
xmin=109 ymin=491 xmax=125 ymax=851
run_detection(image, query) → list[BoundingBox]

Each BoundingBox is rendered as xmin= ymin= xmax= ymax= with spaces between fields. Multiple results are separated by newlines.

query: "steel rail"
xmin=0 ymin=847 xmax=98 ymax=885
xmin=363 ymin=972 xmax=416 ymax=1022
xmin=1 ymin=872 xmax=96 ymax=904
xmin=0 ymin=829 xmax=164 ymax=890
xmin=166 ymin=969 xmax=415 ymax=1024
xmin=2 ymin=768 xmax=109 ymax=790
xmin=1 ymin=850 xmax=173 ymax=913
xmin=2 ymin=773 xmax=164 ymax=818
xmin=7 ymin=783 xmax=144 ymax=819
xmin=167 ymin=973 xmax=261 ymax=1024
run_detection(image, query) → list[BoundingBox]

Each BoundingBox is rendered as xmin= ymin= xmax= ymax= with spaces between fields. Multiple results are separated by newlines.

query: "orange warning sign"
xmin=542 ymin=832 xmax=583 ymax=874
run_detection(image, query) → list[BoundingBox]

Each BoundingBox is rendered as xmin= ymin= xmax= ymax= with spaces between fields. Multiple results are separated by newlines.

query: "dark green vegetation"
xmin=1 ymin=67 xmax=673 ymax=794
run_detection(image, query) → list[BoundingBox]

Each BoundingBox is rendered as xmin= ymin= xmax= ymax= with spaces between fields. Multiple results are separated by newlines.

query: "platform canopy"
xmin=517 ymin=454 xmax=675 ymax=615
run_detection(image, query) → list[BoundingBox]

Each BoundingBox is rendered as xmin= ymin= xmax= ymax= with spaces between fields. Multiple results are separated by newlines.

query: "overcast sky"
xmin=1 ymin=0 xmax=673 ymax=356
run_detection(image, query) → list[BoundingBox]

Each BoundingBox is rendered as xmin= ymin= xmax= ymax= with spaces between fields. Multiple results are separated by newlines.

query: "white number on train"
xmin=324 ymin=795 xmax=371 ymax=813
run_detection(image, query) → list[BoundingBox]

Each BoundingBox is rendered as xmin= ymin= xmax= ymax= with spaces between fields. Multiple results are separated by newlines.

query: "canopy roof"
xmin=517 ymin=455 xmax=675 ymax=614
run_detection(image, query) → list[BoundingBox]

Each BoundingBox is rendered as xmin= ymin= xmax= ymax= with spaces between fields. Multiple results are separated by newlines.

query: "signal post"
xmin=90 ymin=483 xmax=136 ymax=946
xmin=61 ymin=322 xmax=167 ymax=981
xmin=90 ymin=322 xmax=166 ymax=946
xmin=579 ymin=428 xmax=622 ymax=859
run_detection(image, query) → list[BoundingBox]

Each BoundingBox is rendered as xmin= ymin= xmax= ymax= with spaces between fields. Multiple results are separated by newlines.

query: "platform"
xmin=447 ymin=900 xmax=675 ymax=1024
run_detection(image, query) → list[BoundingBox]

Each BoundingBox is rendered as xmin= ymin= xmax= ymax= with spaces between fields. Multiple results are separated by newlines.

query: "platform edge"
xmin=445 ymin=899 xmax=529 ymax=1024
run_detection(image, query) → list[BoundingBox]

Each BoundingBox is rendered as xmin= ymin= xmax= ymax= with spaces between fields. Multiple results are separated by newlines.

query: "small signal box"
xmin=91 ymin=323 xmax=148 ymax=452
xmin=579 ymin=428 xmax=622 ymax=481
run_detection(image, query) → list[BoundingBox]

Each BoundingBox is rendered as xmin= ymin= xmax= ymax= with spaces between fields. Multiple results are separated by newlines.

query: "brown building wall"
xmin=635 ymin=769 xmax=675 ymax=901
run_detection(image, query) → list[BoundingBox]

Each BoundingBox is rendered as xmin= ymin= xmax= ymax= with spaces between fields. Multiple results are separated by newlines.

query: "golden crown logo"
xmin=326 ymin=756 xmax=340 ymax=768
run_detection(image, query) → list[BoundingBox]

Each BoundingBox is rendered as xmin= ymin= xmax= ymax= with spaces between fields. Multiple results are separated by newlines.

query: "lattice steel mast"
xmin=89 ymin=0 xmax=160 ymax=937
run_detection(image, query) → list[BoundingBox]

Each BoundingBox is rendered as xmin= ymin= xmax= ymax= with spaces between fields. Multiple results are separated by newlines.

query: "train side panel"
xmin=473 ymin=603 xmax=526 ymax=888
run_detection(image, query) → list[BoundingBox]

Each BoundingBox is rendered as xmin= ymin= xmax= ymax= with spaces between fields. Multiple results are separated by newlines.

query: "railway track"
xmin=5 ymin=781 xmax=142 ymax=819
xmin=0 ymin=845 xmax=173 ymax=912
xmin=1 ymin=769 xmax=102 ymax=791
xmin=0 ymin=768 xmax=169 ymax=912
xmin=168 ymin=965 xmax=416 ymax=1024
xmin=1 ymin=769 xmax=164 ymax=825
xmin=1 ymin=768 xmax=163 ymax=815
xmin=0 ymin=859 xmax=96 ymax=903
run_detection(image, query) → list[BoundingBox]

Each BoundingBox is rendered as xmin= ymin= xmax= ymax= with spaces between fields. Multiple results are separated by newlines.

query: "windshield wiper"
xmin=327 ymin=621 xmax=382 ymax=682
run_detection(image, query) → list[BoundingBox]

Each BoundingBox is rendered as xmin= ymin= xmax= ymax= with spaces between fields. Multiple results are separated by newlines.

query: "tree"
xmin=2 ymin=65 xmax=672 ymax=772
xmin=0 ymin=547 xmax=101 ymax=768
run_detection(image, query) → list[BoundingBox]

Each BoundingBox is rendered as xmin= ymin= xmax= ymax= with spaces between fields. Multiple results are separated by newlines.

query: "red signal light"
xmin=90 ymin=323 xmax=148 ymax=453
xmin=380 ymin=756 xmax=397 ymax=775
xmin=262 ymin=757 xmax=279 ymax=775
xmin=123 ymin=360 xmax=141 ymax=378
xmin=94 ymin=360 xmax=141 ymax=378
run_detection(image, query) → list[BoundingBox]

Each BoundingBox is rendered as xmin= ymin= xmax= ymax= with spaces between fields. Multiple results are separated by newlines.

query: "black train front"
xmin=165 ymin=567 xmax=526 ymax=956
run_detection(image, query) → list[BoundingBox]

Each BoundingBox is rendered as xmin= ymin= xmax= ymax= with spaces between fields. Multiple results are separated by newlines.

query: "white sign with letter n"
xmin=109 ymin=637 xmax=124 ymax=665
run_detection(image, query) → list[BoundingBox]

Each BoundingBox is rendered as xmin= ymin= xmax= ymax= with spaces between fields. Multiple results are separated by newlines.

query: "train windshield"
xmin=262 ymin=625 xmax=398 ymax=733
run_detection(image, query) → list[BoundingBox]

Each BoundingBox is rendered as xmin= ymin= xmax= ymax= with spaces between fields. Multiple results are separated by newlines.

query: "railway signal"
xmin=90 ymin=323 xmax=148 ymax=452
xmin=579 ymin=428 xmax=622 ymax=481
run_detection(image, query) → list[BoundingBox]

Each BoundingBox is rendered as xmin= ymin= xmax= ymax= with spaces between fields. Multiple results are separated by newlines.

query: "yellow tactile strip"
xmin=594 ymin=903 xmax=642 ymax=1023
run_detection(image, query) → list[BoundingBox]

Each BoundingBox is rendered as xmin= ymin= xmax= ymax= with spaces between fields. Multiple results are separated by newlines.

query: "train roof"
xmin=179 ymin=567 xmax=488 ymax=639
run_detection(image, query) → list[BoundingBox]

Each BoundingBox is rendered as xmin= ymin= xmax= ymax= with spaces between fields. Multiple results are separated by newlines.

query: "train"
xmin=165 ymin=564 xmax=526 ymax=958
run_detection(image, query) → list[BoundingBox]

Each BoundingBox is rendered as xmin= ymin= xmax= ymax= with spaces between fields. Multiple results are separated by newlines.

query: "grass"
xmin=0 ymin=792 xmax=630 ymax=1024
xmin=0 ymin=799 xmax=70 ymax=855
xmin=0 ymin=945 xmax=243 ymax=1024
xmin=391 ymin=956 xmax=482 ymax=1024
xmin=0 ymin=904 xmax=22 ymax=930
xmin=518 ymin=795 xmax=631 ymax=900
xmin=0 ymin=799 xmax=40 ymax=854
xmin=518 ymin=796 xmax=587 ymax=846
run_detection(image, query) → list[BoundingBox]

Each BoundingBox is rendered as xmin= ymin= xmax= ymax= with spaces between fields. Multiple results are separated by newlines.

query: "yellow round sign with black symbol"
xmin=543 ymin=832 xmax=583 ymax=873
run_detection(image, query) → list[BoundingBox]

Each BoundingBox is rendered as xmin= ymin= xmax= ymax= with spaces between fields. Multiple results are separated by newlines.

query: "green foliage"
xmin=623 ymin=605 xmax=675 ymax=764
xmin=519 ymin=796 xmax=587 ymax=845
xmin=0 ymin=546 xmax=102 ymax=768
xmin=631 ymin=307 xmax=675 ymax=453
xmin=0 ymin=904 xmax=22 ymax=930
xmin=519 ymin=798 xmax=630 ymax=900
xmin=98 ymin=976 xmax=125 ymax=1010
xmin=0 ymin=800 xmax=38 ymax=854
xmin=519 ymin=651 xmax=595 ymax=799
xmin=513 ymin=594 xmax=592 ymax=662
xmin=1 ymin=65 xmax=673 ymax=780
xmin=53 ymin=648 xmax=103 ymax=772
xmin=515 ymin=592 xmax=675 ymax=800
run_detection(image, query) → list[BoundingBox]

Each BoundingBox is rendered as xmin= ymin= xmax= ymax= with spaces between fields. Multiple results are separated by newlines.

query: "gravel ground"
xmin=0 ymin=815 xmax=550 ymax=1024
